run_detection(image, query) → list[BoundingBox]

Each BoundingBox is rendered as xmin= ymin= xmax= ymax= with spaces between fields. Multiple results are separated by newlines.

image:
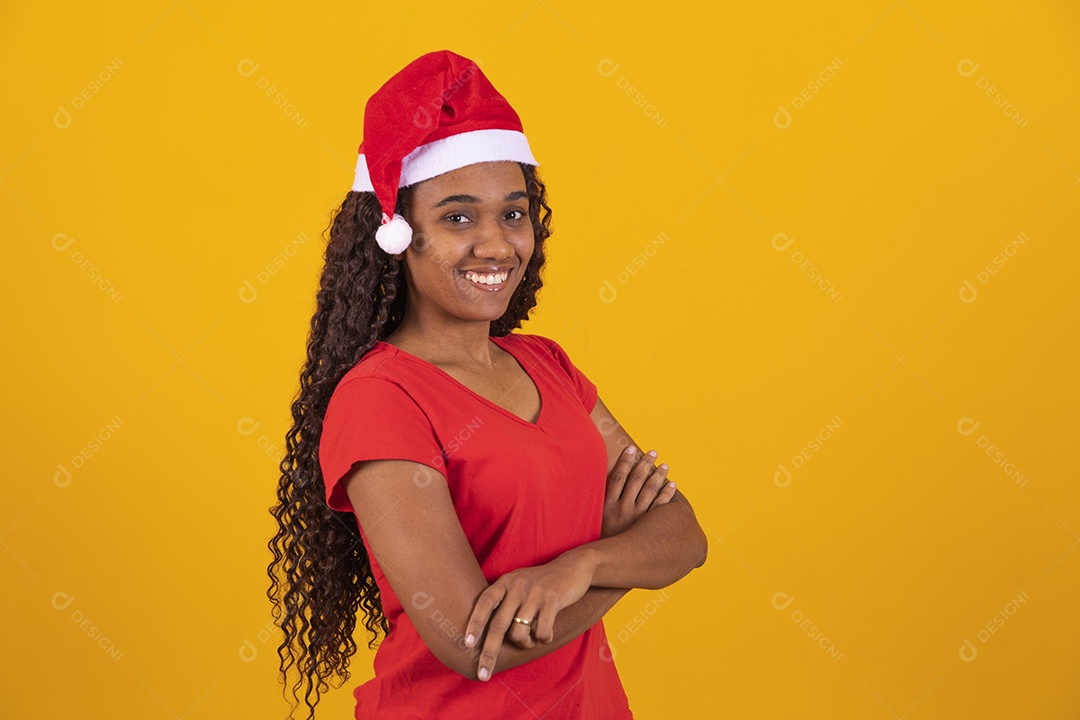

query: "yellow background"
xmin=3 ymin=1 xmax=1078 ymax=717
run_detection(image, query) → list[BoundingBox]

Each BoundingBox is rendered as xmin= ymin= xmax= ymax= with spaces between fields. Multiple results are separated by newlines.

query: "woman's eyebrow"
xmin=433 ymin=190 xmax=528 ymax=208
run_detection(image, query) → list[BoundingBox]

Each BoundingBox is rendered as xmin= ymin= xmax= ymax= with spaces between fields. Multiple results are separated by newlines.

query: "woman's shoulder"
xmin=330 ymin=341 xmax=416 ymax=398
xmin=495 ymin=331 xmax=558 ymax=354
xmin=322 ymin=343 xmax=437 ymax=424
xmin=497 ymin=331 xmax=580 ymax=365
xmin=497 ymin=332 xmax=588 ymax=382
xmin=500 ymin=331 xmax=597 ymax=410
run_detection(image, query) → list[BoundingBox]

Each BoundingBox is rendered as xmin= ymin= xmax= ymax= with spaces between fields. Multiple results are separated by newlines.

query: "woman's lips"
xmin=460 ymin=267 xmax=512 ymax=292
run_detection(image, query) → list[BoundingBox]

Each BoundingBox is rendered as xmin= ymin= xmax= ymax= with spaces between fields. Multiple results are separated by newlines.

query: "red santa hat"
xmin=352 ymin=50 xmax=539 ymax=254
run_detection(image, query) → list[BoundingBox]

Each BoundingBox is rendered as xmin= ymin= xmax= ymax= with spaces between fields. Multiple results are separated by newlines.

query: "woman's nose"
xmin=472 ymin=216 xmax=514 ymax=259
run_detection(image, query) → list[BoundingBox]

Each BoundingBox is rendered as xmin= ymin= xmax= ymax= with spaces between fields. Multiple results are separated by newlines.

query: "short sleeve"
xmin=535 ymin=335 xmax=599 ymax=413
xmin=318 ymin=376 xmax=444 ymax=513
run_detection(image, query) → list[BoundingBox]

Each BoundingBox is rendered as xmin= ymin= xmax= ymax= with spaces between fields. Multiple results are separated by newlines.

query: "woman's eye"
xmin=445 ymin=212 xmax=469 ymax=224
xmin=506 ymin=208 xmax=527 ymax=221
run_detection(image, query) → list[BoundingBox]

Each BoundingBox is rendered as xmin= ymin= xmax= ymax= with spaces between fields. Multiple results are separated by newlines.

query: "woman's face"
xmin=398 ymin=160 xmax=534 ymax=326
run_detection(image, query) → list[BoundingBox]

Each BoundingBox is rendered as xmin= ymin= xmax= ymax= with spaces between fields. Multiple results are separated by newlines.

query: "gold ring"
xmin=513 ymin=616 xmax=531 ymax=626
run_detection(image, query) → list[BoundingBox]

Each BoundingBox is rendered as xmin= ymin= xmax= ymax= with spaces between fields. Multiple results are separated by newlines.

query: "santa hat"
xmin=351 ymin=50 xmax=539 ymax=254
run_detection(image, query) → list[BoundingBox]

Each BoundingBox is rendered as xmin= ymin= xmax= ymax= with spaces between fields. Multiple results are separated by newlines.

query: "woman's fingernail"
xmin=647 ymin=450 xmax=658 ymax=458
xmin=465 ymin=633 xmax=475 ymax=647
xmin=659 ymin=463 xmax=668 ymax=471
xmin=668 ymin=481 xmax=676 ymax=489
xmin=478 ymin=666 xmax=490 ymax=681
xmin=625 ymin=446 xmax=635 ymax=455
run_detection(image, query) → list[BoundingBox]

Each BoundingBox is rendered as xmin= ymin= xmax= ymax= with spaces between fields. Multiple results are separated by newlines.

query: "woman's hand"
xmin=463 ymin=549 xmax=595 ymax=681
xmin=601 ymin=446 xmax=676 ymax=538
xmin=462 ymin=446 xmax=676 ymax=681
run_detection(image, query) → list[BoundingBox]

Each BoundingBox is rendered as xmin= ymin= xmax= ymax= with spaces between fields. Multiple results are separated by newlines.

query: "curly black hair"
xmin=267 ymin=161 xmax=553 ymax=718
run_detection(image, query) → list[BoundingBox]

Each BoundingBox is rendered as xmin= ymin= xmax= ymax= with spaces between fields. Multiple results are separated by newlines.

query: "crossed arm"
xmin=342 ymin=395 xmax=708 ymax=682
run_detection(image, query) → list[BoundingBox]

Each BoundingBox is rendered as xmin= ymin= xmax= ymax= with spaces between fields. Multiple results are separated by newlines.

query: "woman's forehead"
xmin=412 ymin=161 xmax=526 ymax=199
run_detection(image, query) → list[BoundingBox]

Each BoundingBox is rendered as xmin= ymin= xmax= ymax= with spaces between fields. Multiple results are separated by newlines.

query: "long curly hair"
xmin=267 ymin=161 xmax=553 ymax=718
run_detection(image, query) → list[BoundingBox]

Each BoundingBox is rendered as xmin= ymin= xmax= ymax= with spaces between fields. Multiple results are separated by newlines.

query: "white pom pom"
xmin=375 ymin=213 xmax=413 ymax=254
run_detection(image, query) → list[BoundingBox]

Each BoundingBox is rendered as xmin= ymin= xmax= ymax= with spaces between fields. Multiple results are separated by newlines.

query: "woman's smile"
xmin=457 ymin=265 xmax=515 ymax=293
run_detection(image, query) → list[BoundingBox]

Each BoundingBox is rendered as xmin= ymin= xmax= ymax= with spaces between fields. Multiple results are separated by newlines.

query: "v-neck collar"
xmin=374 ymin=334 xmax=544 ymax=429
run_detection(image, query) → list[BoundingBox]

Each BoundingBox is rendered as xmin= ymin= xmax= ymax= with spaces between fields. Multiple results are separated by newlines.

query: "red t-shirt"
xmin=318 ymin=332 xmax=634 ymax=720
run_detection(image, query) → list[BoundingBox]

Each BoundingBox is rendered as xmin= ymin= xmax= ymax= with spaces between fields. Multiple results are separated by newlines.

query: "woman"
xmin=268 ymin=50 xmax=708 ymax=719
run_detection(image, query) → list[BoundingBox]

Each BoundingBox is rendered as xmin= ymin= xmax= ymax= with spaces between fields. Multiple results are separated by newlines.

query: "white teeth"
xmin=464 ymin=270 xmax=509 ymax=285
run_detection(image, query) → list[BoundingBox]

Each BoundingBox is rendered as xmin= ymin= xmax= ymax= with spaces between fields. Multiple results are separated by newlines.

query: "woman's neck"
xmin=383 ymin=318 xmax=498 ymax=370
